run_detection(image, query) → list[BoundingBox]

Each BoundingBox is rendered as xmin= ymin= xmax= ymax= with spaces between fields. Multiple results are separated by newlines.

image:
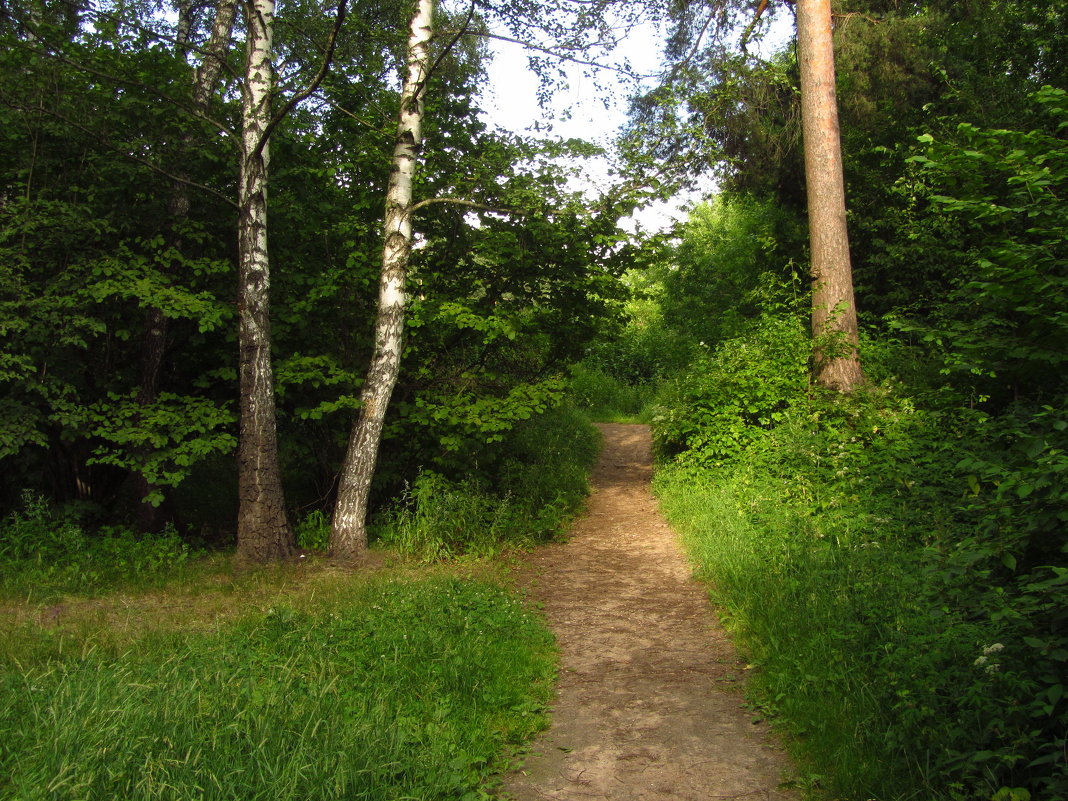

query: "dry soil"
xmin=501 ymin=423 xmax=797 ymax=801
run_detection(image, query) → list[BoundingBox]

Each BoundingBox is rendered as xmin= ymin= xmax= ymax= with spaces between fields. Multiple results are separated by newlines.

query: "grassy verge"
xmin=0 ymin=562 xmax=555 ymax=801
xmin=654 ymin=394 xmax=1068 ymax=800
xmin=655 ymin=460 xmax=912 ymax=798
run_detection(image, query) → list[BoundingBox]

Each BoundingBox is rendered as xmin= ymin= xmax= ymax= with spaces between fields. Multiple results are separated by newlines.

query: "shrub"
xmin=375 ymin=404 xmax=598 ymax=560
xmin=656 ymin=379 xmax=1068 ymax=799
xmin=652 ymin=314 xmax=809 ymax=466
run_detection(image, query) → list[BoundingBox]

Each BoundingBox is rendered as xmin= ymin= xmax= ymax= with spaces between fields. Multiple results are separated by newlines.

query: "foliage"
xmin=294 ymin=510 xmax=331 ymax=552
xmin=652 ymin=320 xmax=1068 ymax=799
xmin=0 ymin=0 xmax=629 ymax=533
xmin=75 ymin=392 xmax=237 ymax=507
xmin=894 ymin=87 xmax=1068 ymax=405
xmin=657 ymin=195 xmax=807 ymax=349
xmin=375 ymin=403 xmax=599 ymax=560
xmin=652 ymin=314 xmax=809 ymax=466
xmin=0 ymin=493 xmax=200 ymax=601
xmin=0 ymin=575 xmax=555 ymax=801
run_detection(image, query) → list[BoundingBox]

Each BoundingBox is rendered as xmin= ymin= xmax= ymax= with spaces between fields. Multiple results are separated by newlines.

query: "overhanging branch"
xmin=451 ymin=31 xmax=642 ymax=78
xmin=408 ymin=197 xmax=524 ymax=216
xmin=252 ymin=0 xmax=348 ymax=161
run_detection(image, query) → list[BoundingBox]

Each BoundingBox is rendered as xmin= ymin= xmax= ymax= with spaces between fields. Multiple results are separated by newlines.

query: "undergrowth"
xmin=652 ymin=321 xmax=1068 ymax=801
xmin=0 ymin=492 xmax=202 ymax=603
xmin=374 ymin=403 xmax=599 ymax=560
xmin=568 ymin=363 xmax=656 ymax=422
xmin=0 ymin=572 xmax=555 ymax=801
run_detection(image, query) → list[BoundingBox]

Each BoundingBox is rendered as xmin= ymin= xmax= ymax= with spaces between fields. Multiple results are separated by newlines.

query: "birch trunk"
xmin=330 ymin=0 xmax=434 ymax=560
xmin=796 ymin=0 xmax=865 ymax=392
xmin=235 ymin=0 xmax=293 ymax=561
xmin=136 ymin=0 xmax=237 ymax=531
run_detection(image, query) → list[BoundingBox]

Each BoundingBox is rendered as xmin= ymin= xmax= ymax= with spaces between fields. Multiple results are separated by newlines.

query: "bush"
xmin=652 ymin=314 xmax=809 ymax=466
xmin=652 ymin=317 xmax=1068 ymax=799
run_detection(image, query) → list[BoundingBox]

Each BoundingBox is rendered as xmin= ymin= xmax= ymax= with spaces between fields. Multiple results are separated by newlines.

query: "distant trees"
xmin=627 ymin=0 xmax=866 ymax=390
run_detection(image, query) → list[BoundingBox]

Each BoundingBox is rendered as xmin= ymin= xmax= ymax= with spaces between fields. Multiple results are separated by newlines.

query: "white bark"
xmin=235 ymin=0 xmax=293 ymax=561
xmin=331 ymin=0 xmax=435 ymax=560
xmin=194 ymin=0 xmax=238 ymax=108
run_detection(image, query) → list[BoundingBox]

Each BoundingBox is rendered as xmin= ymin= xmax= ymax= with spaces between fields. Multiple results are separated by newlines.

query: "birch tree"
xmin=330 ymin=0 xmax=434 ymax=560
xmin=795 ymin=0 xmax=864 ymax=391
xmin=328 ymin=0 xmax=651 ymax=559
xmin=235 ymin=0 xmax=293 ymax=561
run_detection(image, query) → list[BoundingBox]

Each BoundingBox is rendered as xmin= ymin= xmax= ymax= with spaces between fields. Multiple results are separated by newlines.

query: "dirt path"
xmin=502 ymin=423 xmax=796 ymax=801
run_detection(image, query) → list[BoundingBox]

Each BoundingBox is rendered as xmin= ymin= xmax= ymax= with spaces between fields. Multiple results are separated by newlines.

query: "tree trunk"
xmin=330 ymin=0 xmax=434 ymax=560
xmin=235 ymin=0 xmax=293 ymax=562
xmin=135 ymin=0 xmax=238 ymax=532
xmin=796 ymin=0 xmax=865 ymax=391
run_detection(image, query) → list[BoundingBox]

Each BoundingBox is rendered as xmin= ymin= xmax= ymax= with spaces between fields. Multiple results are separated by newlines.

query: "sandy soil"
xmin=501 ymin=423 xmax=797 ymax=801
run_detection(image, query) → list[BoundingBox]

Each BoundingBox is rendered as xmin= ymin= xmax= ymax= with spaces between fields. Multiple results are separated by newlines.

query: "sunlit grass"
xmin=0 ymin=560 xmax=555 ymax=801
xmin=568 ymin=363 xmax=656 ymax=423
xmin=654 ymin=462 xmax=915 ymax=799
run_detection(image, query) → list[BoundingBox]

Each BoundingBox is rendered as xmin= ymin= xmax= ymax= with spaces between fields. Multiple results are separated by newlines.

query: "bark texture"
xmin=235 ymin=0 xmax=293 ymax=562
xmin=331 ymin=0 xmax=434 ymax=560
xmin=797 ymin=0 xmax=865 ymax=392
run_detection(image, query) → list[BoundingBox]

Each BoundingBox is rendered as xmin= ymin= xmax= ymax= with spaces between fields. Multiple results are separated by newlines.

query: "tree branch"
xmin=420 ymin=1 xmax=477 ymax=93
xmin=252 ymin=0 xmax=348 ymax=161
xmin=321 ymin=97 xmax=394 ymax=135
xmin=408 ymin=197 xmax=524 ymax=216
xmin=454 ymin=31 xmax=642 ymax=78
xmin=739 ymin=0 xmax=770 ymax=54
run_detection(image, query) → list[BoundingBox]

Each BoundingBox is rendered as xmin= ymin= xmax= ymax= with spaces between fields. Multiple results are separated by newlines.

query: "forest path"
xmin=501 ymin=423 xmax=796 ymax=801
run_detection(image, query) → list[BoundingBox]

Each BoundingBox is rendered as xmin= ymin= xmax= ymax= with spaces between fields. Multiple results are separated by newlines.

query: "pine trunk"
xmin=330 ymin=0 xmax=434 ymax=560
xmin=235 ymin=0 xmax=293 ymax=562
xmin=796 ymin=0 xmax=865 ymax=392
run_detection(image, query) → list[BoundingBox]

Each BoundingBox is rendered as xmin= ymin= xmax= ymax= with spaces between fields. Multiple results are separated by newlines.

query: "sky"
xmin=477 ymin=13 xmax=794 ymax=233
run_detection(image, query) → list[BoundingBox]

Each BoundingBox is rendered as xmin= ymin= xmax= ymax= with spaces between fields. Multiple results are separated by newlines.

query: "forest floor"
xmin=501 ymin=423 xmax=797 ymax=801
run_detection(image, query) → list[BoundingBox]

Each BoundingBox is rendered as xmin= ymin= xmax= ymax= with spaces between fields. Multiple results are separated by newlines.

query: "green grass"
xmin=375 ymin=403 xmax=600 ymax=560
xmin=0 ymin=567 xmax=555 ymax=801
xmin=568 ymin=363 xmax=656 ymax=423
xmin=654 ymin=462 xmax=912 ymax=799
xmin=653 ymin=397 xmax=1068 ymax=800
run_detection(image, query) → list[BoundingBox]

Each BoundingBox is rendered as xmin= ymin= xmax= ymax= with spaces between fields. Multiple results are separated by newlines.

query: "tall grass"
xmin=568 ymin=363 xmax=656 ymax=423
xmin=0 ymin=492 xmax=203 ymax=603
xmin=0 ymin=573 xmax=555 ymax=801
xmin=655 ymin=393 xmax=1068 ymax=800
xmin=655 ymin=459 xmax=916 ymax=798
xmin=375 ymin=403 xmax=599 ymax=560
